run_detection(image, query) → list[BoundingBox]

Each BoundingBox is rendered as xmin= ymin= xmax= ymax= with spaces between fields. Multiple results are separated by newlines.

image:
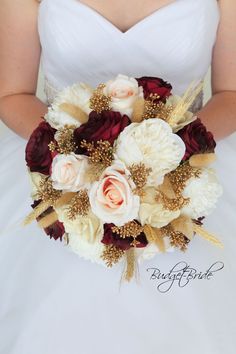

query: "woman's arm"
xmin=0 ymin=0 xmax=48 ymax=140
xmin=197 ymin=0 xmax=236 ymax=140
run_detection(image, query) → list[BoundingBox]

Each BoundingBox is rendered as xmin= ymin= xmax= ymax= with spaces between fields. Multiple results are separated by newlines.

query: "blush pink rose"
xmin=89 ymin=161 xmax=140 ymax=226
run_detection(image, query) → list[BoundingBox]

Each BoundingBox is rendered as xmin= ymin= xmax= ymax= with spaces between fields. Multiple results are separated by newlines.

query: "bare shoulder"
xmin=0 ymin=0 xmax=41 ymax=97
xmin=211 ymin=0 xmax=236 ymax=94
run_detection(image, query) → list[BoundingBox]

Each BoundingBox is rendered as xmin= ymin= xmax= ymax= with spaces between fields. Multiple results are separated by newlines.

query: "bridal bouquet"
xmin=24 ymin=74 xmax=223 ymax=281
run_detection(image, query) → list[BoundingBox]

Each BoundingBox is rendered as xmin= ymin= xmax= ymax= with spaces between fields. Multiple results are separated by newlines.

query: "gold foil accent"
xmin=23 ymin=200 xmax=52 ymax=226
xmin=171 ymin=215 xmax=194 ymax=240
xmin=131 ymin=98 xmax=145 ymax=122
xmin=59 ymin=103 xmax=88 ymax=124
xmin=38 ymin=210 xmax=58 ymax=228
xmin=144 ymin=224 xmax=166 ymax=253
xmin=189 ymin=153 xmax=216 ymax=168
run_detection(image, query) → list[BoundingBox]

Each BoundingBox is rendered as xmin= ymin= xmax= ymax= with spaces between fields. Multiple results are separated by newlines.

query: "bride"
xmin=0 ymin=0 xmax=236 ymax=353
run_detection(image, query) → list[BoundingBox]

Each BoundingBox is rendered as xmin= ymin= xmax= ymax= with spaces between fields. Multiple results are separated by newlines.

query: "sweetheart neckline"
xmin=74 ymin=0 xmax=180 ymax=35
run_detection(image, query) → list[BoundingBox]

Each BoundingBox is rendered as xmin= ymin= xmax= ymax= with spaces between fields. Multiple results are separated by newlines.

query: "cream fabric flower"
xmin=103 ymin=74 xmax=144 ymax=117
xmin=45 ymin=82 xmax=93 ymax=129
xmin=51 ymin=153 xmax=90 ymax=192
xmin=139 ymin=187 xmax=180 ymax=228
xmin=181 ymin=168 xmax=223 ymax=219
xmin=55 ymin=204 xmax=105 ymax=264
xmin=115 ymin=118 xmax=185 ymax=185
xmin=89 ymin=160 xmax=140 ymax=226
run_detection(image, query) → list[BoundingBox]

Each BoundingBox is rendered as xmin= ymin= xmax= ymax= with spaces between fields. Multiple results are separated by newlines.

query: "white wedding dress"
xmin=0 ymin=0 xmax=236 ymax=353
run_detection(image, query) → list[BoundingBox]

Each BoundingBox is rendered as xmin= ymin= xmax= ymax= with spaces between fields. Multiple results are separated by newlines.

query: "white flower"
xmin=45 ymin=107 xmax=80 ymax=130
xmin=55 ymin=204 xmax=105 ymax=265
xmin=53 ymin=82 xmax=93 ymax=115
xmin=44 ymin=82 xmax=93 ymax=129
xmin=51 ymin=153 xmax=90 ymax=192
xmin=28 ymin=170 xmax=45 ymax=199
xmin=165 ymin=95 xmax=197 ymax=132
xmin=103 ymin=74 xmax=143 ymax=117
xmin=181 ymin=168 xmax=223 ymax=219
xmin=89 ymin=160 xmax=140 ymax=226
xmin=139 ymin=187 xmax=180 ymax=228
xmin=115 ymin=118 xmax=185 ymax=185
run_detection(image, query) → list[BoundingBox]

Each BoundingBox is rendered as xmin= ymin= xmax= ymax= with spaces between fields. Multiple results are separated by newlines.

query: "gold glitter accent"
xmin=156 ymin=191 xmax=190 ymax=211
xmin=89 ymin=83 xmax=112 ymax=113
xmin=37 ymin=177 xmax=62 ymax=203
xmin=66 ymin=190 xmax=89 ymax=220
xmin=167 ymin=163 xmax=201 ymax=196
xmin=161 ymin=225 xmax=189 ymax=251
xmin=48 ymin=141 xmax=57 ymax=152
xmin=100 ymin=245 xmax=125 ymax=267
xmin=80 ymin=139 xmax=113 ymax=167
xmin=55 ymin=126 xmax=77 ymax=154
xmin=111 ymin=221 xmax=143 ymax=239
xmin=142 ymin=93 xmax=173 ymax=121
xmin=154 ymin=101 xmax=174 ymax=121
xmin=128 ymin=163 xmax=152 ymax=196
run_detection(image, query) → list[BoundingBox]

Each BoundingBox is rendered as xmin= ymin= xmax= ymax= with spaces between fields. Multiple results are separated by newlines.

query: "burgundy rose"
xmin=136 ymin=76 xmax=172 ymax=102
xmin=31 ymin=200 xmax=65 ymax=241
xmin=74 ymin=110 xmax=130 ymax=154
xmin=102 ymin=223 xmax=148 ymax=251
xmin=177 ymin=118 xmax=216 ymax=161
xmin=26 ymin=120 xmax=56 ymax=175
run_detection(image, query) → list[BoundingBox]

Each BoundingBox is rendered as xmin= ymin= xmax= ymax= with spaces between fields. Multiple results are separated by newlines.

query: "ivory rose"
xmin=51 ymin=153 xmax=90 ymax=192
xmin=89 ymin=160 xmax=140 ymax=226
xmin=103 ymin=74 xmax=144 ymax=117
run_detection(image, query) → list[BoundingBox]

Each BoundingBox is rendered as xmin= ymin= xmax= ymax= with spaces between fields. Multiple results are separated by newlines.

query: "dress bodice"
xmin=38 ymin=0 xmax=220 ymax=106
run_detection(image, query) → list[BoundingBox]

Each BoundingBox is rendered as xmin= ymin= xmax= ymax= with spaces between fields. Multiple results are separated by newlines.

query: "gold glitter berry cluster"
xmin=48 ymin=125 xmax=77 ymax=154
xmin=101 ymin=245 xmax=125 ymax=267
xmin=111 ymin=220 xmax=144 ymax=247
xmin=80 ymin=139 xmax=114 ymax=167
xmin=128 ymin=163 xmax=152 ymax=196
xmin=37 ymin=177 xmax=62 ymax=203
xmin=89 ymin=83 xmax=112 ymax=113
xmin=142 ymin=93 xmax=173 ymax=121
xmin=66 ymin=190 xmax=90 ymax=220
